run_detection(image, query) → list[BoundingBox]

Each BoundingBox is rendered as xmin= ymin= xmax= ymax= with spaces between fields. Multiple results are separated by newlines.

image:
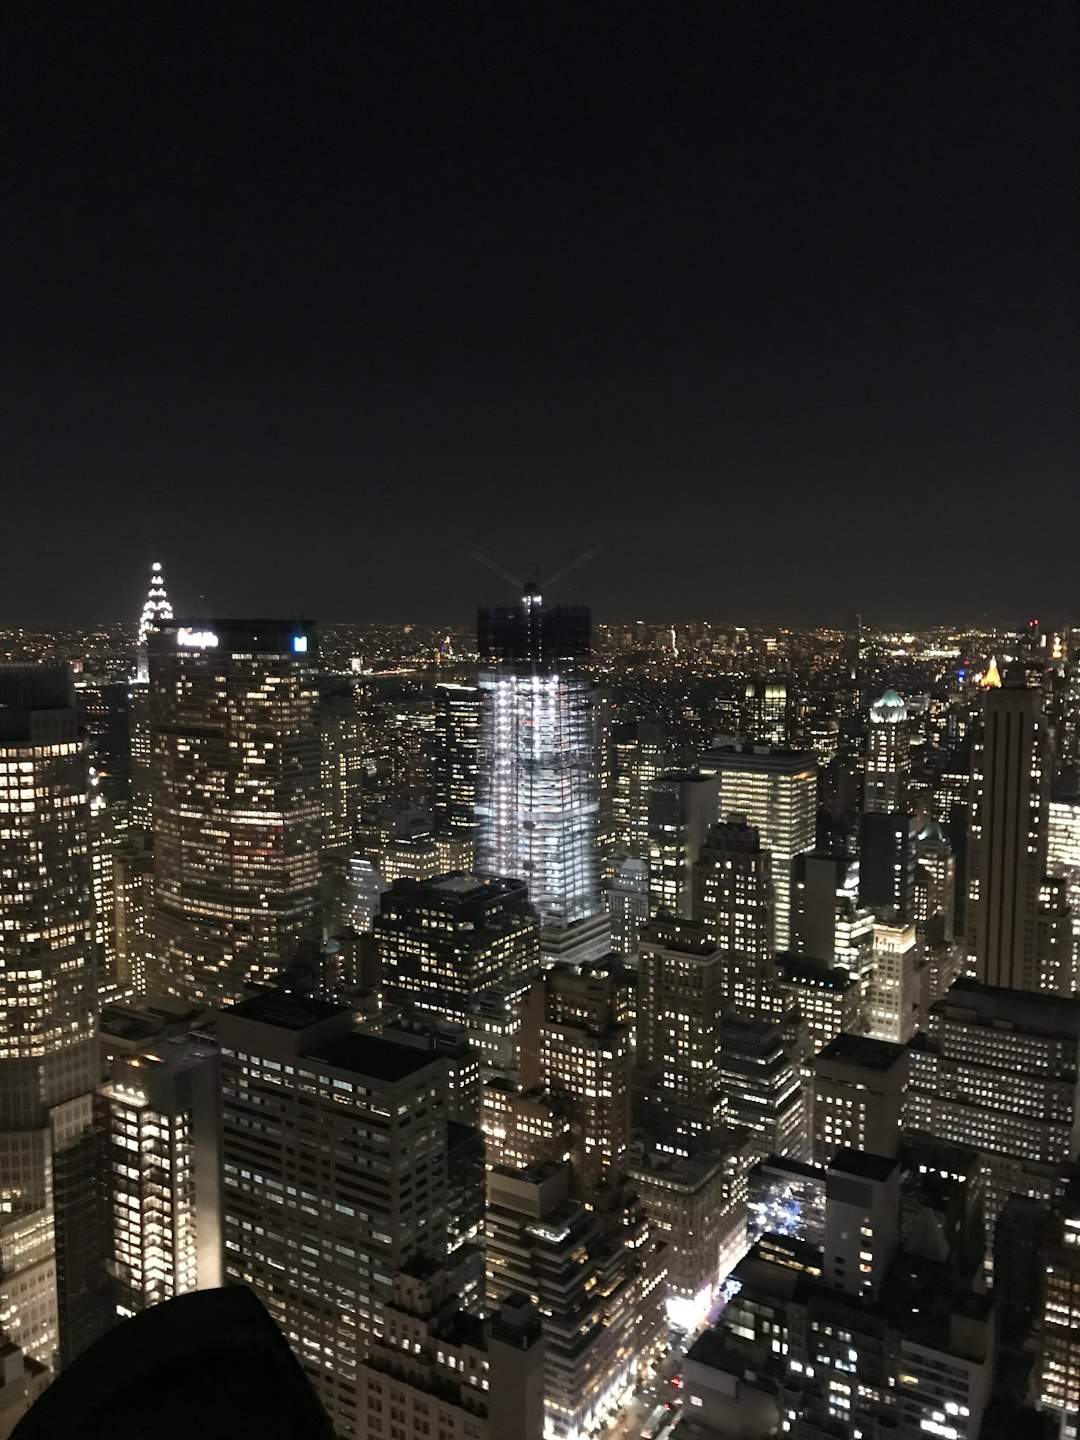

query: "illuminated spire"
xmin=136 ymin=561 xmax=173 ymax=680
xmin=980 ymin=656 xmax=1002 ymax=689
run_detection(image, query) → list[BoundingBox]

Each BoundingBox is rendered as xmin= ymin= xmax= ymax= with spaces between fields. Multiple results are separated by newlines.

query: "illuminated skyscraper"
xmin=135 ymin=560 xmax=173 ymax=684
xmin=376 ymin=872 xmax=539 ymax=1024
xmin=431 ymin=681 xmax=481 ymax=849
xmin=149 ymin=620 xmax=322 ymax=1006
xmin=219 ymin=991 xmax=454 ymax=1438
xmin=476 ymin=591 xmax=608 ymax=964
xmin=699 ymin=744 xmax=817 ymax=951
xmin=0 ymin=665 xmax=99 ymax=1368
xmin=611 ymin=721 xmax=671 ymax=859
xmin=863 ymin=689 xmax=910 ymax=813
xmin=692 ymin=818 xmax=776 ymax=1016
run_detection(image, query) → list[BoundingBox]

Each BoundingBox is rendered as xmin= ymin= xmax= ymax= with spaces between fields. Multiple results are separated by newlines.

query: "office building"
xmin=636 ymin=918 xmax=727 ymax=1151
xmin=97 ymin=1034 xmax=222 ymax=1321
xmin=720 ymin=1012 xmax=807 ymax=1160
xmin=699 ymin=744 xmax=817 ymax=951
xmin=859 ymin=810 xmax=918 ymax=920
xmin=629 ymin=1150 xmax=733 ymax=1329
xmin=219 ymin=991 xmax=455 ymax=1437
xmin=357 ymin=1260 xmax=546 ymax=1440
xmin=1037 ymin=1172 xmax=1080 ymax=1428
xmin=906 ymin=978 xmax=1080 ymax=1241
xmin=611 ymin=721 xmax=670 ymax=860
xmin=812 ymin=1032 xmax=908 ymax=1166
xmin=0 ymin=664 xmax=99 ymax=1369
xmin=866 ymin=920 xmax=923 ymax=1043
xmin=864 ymin=688 xmax=910 ymax=813
xmin=693 ymin=818 xmax=776 ymax=1016
xmin=775 ymin=956 xmax=863 ymax=1057
xmin=743 ymin=679 xmax=790 ymax=745
xmin=604 ymin=855 xmax=649 ymax=956
xmin=149 ymin=619 xmax=322 ymax=1007
xmin=485 ymin=1161 xmax=665 ymax=1440
xmin=431 ymin=681 xmax=481 ymax=849
xmin=375 ymin=872 xmax=539 ymax=1024
xmin=518 ymin=963 xmax=633 ymax=1201
xmin=317 ymin=687 xmax=364 ymax=853
xmin=914 ymin=820 xmax=956 ymax=944
xmin=966 ymin=679 xmax=1056 ymax=992
xmin=646 ymin=770 xmax=718 ymax=917
xmin=1049 ymin=799 xmax=1080 ymax=990
xmin=475 ymin=591 xmax=608 ymax=965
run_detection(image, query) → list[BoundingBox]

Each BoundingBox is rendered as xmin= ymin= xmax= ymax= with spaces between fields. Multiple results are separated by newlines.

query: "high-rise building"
xmin=692 ymin=819 xmax=776 ymax=1017
xmin=812 ymin=1032 xmax=908 ymax=1166
xmin=518 ymin=964 xmax=633 ymax=1202
xmin=97 ymin=1034 xmax=222 ymax=1322
xmin=685 ymin=1144 xmax=995 ymax=1440
xmin=859 ymin=810 xmax=918 ymax=920
xmin=219 ymin=991 xmax=455 ymax=1438
xmin=357 ymin=1261 xmax=546 ymax=1440
xmin=864 ymin=689 xmax=910 ymax=813
xmin=699 ymin=744 xmax=817 ymax=951
xmin=720 ymin=1012 xmax=807 ymax=1160
xmin=636 ymin=917 xmax=727 ymax=1151
xmin=966 ymin=679 xmax=1059 ymax=992
xmin=317 ymin=686 xmax=364 ymax=853
xmin=913 ymin=820 xmax=956 ymax=944
xmin=611 ymin=721 xmax=670 ymax=860
xmin=906 ymin=978 xmax=1080 ymax=1241
xmin=0 ymin=664 xmax=100 ymax=1369
xmin=431 ymin=682 xmax=481 ymax=851
xmin=646 ymin=770 xmax=718 ymax=918
xmin=135 ymin=561 xmax=173 ymax=685
xmin=743 ymin=680 xmax=790 ymax=745
xmin=149 ymin=620 xmax=322 ymax=1007
xmin=485 ymin=1161 xmax=665 ymax=1440
xmin=865 ymin=920 xmax=923 ymax=1043
xmin=604 ymin=855 xmax=649 ymax=956
xmin=376 ymin=872 xmax=539 ymax=1024
xmin=476 ymin=592 xmax=608 ymax=965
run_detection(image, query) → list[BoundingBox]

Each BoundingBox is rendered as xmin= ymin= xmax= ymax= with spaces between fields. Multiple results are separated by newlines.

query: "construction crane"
xmin=468 ymin=545 xmax=599 ymax=601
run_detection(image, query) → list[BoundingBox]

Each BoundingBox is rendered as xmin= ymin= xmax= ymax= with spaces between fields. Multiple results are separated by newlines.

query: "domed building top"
xmin=917 ymin=821 xmax=949 ymax=849
xmin=870 ymin=689 xmax=908 ymax=724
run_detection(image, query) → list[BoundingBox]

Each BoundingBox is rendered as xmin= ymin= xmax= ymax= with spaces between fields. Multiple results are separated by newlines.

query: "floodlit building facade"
xmin=0 ymin=664 xmax=99 ymax=1370
xmin=476 ymin=594 xmax=608 ymax=964
xmin=149 ymin=619 xmax=322 ymax=1006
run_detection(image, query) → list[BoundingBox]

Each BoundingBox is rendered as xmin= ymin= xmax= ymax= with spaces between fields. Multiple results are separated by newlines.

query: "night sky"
xmin=3 ymin=3 xmax=1076 ymax=628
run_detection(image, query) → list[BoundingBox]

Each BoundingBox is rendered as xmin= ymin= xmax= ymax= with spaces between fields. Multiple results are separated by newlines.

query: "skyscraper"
xmin=431 ymin=681 xmax=481 ymax=850
xmin=135 ymin=561 xmax=173 ymax=685
xmin=149 ymin=620 xmax=322 ymax=1006
xmin=476 ymin=591 xmax=608 ymax=964
xmin=376 ymin=872 xmax=539 ymax=1024
xmin=646 ymin=770 xmax=718 ymax=918
xmin=864 ymin=689 xmax=910 ymax=813
xmin=611 ymin=720 xmax=670 ymax=860
xmin=692 ymin=818 xmax=776 ymax=1017
xmin=0 ymin=665 xmax=99 ymax=1368
xmin=219 ymin=991 xmax=454 ymax=1438
xmin=699 ymin=744 xmax=817 ymax=952
xmin=966 ymin=679 xmax=1057 ymax=992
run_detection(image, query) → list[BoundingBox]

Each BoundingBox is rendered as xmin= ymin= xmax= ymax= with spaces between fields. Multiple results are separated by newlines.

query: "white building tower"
xmin=136 ymin=560 xmax=173 ymax=683
xmin=476 ymin=581 xmax=609 ymax=965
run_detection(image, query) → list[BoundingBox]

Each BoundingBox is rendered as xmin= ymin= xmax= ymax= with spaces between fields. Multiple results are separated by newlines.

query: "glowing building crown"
xmin=137 ymin=560 xmax=174 ymax=647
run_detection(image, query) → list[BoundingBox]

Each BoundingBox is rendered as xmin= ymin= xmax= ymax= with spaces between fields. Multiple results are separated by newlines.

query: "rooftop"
xmin=324 ymin=1031 xmax=444 ymax=1083
xmin=816 ymin=1033 xmax=908 ymax=1072
xmin=828 ymin=1148 xmax=898 ymax=1183
xmin=227 ymin=989 xmax=350 ymax=1031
